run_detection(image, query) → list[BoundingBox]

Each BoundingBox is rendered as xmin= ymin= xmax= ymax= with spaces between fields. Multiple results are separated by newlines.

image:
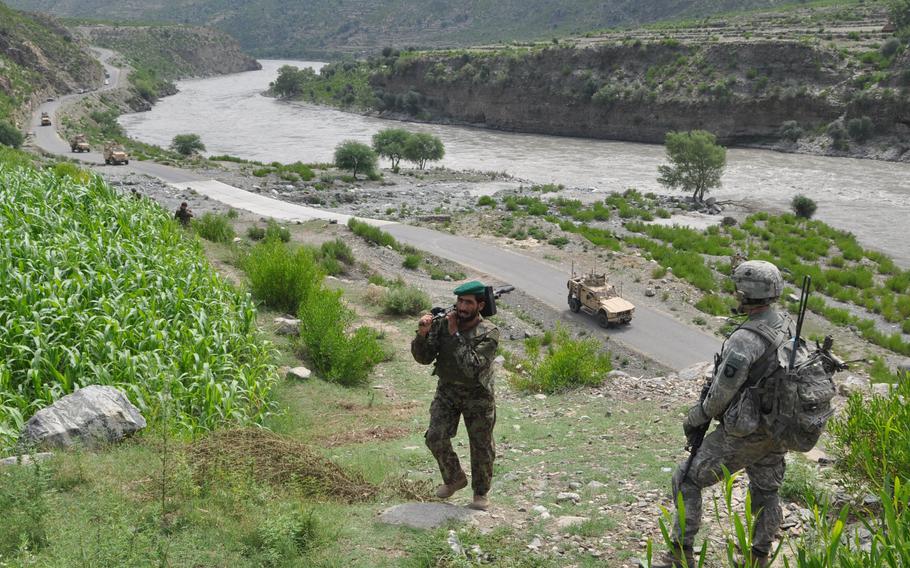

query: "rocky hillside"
xmin=77 ymin=24 xmax=261 ymax=81
xmin=281 ymin=4 xmax=910 ymax=161
xmin=5 ymin=0 xmax=854 ymax=58
xmin=0 ymin=1 xmax=102 ymax=124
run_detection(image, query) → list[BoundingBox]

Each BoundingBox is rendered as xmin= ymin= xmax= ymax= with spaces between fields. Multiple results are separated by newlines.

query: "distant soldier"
xmin=174 ymin=202 xmax=193 ymax=227
xmin=652 ymin=260 xmax=794 ymax=568
xmin=130 ymin=188 xmax=142 ymax=200
xmin=412 ymin=281 xmax=500 ymax=511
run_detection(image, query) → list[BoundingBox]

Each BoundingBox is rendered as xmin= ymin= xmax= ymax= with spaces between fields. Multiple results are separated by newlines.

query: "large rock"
xmin=19 ymin=385 xmax=146 ymax=450
xmin=377 ymin=502 xmax=479 ymax=530
xmin=838 ymin=375 xmax=870 ymax=397
xmin=678 ymin=361 xmax=714 ymax=382
xmin=274 ymin=316 xmax=301 ymax=336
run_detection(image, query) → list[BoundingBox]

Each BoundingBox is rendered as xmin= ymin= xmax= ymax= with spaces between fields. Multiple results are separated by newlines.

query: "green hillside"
xmin=4 ymin=0 xmax=881 ymax=58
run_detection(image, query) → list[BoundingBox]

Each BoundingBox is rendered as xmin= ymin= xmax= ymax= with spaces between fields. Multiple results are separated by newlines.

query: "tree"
xmin=371 ymin=128 xmax=412 ymax=170
xmin=791 ymin=194 xmax=817 ymax=219
xmin=271 ymin=65 xmax=315 ymax=98
xmin=778 ymin=120 xmax=803 ymax=143
xmin=171 ymin=133 xmax=206 ymax=156
xmin=888 ymin=0 xmax=910 ymax=30
xmin=334 ymin=140 xmax=377 ymax=179
xmin=657 ymin=130 xmax=726 ymax=203
xmin=0 ymin=120 xmax=23 ymax=149
xmin=403 ymin=132 xmax=445 ymax=169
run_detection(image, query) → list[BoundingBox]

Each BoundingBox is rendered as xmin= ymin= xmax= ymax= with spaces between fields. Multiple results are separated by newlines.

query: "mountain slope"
xmin=3 ymin=0 xmax=856 ymax=58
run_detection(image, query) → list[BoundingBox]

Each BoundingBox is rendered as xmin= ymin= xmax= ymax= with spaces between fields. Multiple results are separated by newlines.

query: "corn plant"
xmin=0 ymin=166 xmax=276 ymax=448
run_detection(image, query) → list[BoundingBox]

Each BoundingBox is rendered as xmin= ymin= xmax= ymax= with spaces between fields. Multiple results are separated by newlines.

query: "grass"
xmin=242 ymin=239 xmax=322 ymax=314
xmin=0 ymin=166 xmax=275 ymax=448
xmin=510 ymin=327 xmax=612 ymax=393
xmin=194 ymin=212 xmax=236 ymax=243
xmin=382 ymin=285 xmax=431 ymax=316
xmin=347 ymin=218 xmax=398 ymax=249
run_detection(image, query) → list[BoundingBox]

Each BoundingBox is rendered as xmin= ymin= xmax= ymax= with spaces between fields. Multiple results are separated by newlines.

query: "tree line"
xmin=334 ymin=128 xmax=445 ymax=178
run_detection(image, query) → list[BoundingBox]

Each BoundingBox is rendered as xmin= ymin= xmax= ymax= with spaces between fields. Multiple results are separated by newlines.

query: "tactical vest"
xmin=722 ymin=315 xmax=837 ymax=452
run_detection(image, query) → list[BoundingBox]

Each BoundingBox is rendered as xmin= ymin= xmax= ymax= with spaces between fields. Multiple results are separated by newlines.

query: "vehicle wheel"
xmin=568 ymin=297 xmax=581 ymax=313
xmin=105 ymin=159 xmax=110 ymax=165
xmin=597 ymin=311 xmax=610 ymax=328
xmin=124 ymin=160 xmax=129 ymax=165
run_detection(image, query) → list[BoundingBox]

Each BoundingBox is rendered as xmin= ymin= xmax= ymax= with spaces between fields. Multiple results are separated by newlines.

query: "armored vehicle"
xmin=567 ymin=271 xmax=635 ymax=327
xmin=70 ymin=134 xmax=90 ymax=153
xmin=40 ymin=112 xmax=52 ymax=126
xmin=103 ymin=143 xmax=129 ymax=165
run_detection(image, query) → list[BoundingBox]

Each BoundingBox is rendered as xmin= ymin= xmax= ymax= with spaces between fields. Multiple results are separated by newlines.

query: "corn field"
xmin=0 ymin=167 xmax=276 ymax=447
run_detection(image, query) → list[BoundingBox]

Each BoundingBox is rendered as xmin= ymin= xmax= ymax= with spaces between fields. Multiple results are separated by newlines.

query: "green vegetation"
xmin=171 ymin=133 xmax=206 ymax=156
xmin=402 ymin=132 xmax=445 ymax=169
xmin=242 ymin=239 xmax=322 ymax=314
xmin=371 ymin=128 xmax=411 ymax=169
xmin=333 ymin=140 xmax=377 ymax=179
xmin=477 ymin=195 xmax=496 ymax=207
xmin=382 ymin=284 xmax=432 ymax=316
xmin=791 ymin=194 xmax=817 ymax=219
xmin=0 ymin=120 xmax=23 ymax=148
xmin=272 ymin=63 xmax=376 ymax=108
xmin=695 ymin=294 xmax=735 ymax=316
xmin=0 ymin=166 xmax=275 ymax=446
xmin=347 ymin=218 xmax=398 ymax=249
xmin=193 ymin=212 xmax=235 ymax=243
xmin=657 ymin=130 xmax=727 ymax=202
xmin=402 ymin=253 xmax=422 ymax=269
xmin=510 ymin=327 xmax=611 ymax=393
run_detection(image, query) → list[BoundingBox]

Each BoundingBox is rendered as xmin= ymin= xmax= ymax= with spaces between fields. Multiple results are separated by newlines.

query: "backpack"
xmin=723 ymin=318 xmax=837 ymax=452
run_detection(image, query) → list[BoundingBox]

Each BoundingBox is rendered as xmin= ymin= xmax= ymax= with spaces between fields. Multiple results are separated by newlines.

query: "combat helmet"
xmin=731 ymin=260 xmax=783 ymax=305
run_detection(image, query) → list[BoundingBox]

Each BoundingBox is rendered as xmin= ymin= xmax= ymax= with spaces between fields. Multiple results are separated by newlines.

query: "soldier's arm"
xmin=686 ymin=331 xmax=764 ymax=427
xmin=411 ymin=318 xmax=442 ymax=364
xmin=452 ymin=327 xmax=500 ymax=378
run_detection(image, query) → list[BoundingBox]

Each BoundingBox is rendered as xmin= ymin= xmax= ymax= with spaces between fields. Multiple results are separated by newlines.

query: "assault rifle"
xmin=681 ymin=373 xmax=713 ymax=482
xmin=431 ymin=285 xmax=515 ymax=320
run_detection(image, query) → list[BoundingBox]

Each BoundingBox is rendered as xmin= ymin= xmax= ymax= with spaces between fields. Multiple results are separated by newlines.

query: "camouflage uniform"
xmin=174 ymin=205 xmax=193 ymax=227
xmin=411 ymin=316 xmax=499 ymax=496
xmin=673 ymin=307 xmax=794 ymax=556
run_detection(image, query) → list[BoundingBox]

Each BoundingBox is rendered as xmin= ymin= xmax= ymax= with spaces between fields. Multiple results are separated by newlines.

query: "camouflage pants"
xmin=425 ymin=383 xmax=496 ymax=496
xmin=671 ymin=426 xmax=787 ymax=555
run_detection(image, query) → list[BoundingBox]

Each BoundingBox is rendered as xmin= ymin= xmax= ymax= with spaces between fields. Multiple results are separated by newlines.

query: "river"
xmin=120 ymin=60 xmax=910 ymax=266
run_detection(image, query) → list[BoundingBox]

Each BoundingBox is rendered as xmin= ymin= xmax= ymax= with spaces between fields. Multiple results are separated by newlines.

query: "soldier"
xmin=174 ymin=202 xmax=193 ymax=227
xmin=412 ymin=281 xmax=500 ymax=511
xmin=653 ymin=260 xmax=792 ymax=568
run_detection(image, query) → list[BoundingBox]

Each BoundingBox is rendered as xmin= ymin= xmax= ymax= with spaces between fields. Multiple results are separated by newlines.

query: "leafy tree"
xmin=402 ymin=132 xmax=445 ymax=169
xmin=779 ymin=120 xmax=803 ymax=143
xmin=372 ymin=128 xmax=411 ymax=169
xmin=791 ymin=194 xmax=818 ymax=219
xmin=271 ymin=65 xmax=315 ymax=97
xmin=847 ymin=116 xmax=874 ymax=143
xmin=171 ymin=133 xmax=206 ymax=156
xmin=0 ymin=121 xmax=24 ymax=149
xmin=888 ymin=0 xmax=910 ymax=30
xmin=657 ymin=130 xmax=726 ymax=202
xmin=334 ymin=140 xmax=377 ymax=179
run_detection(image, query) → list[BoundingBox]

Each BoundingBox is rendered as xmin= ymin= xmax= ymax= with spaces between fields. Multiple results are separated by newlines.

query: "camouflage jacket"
xmin=411 ymin=316 xmax=500 ymax=392
xmin=688 ymin=307 xmax=793 ymax=427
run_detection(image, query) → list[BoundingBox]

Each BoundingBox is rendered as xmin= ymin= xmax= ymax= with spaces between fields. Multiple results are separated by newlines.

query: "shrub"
xmin=383 ymin=285 xmax=431 ymax=315
xmin=510 ymin=327 xmax=611 ymax=393
xmin=247 ymin=225 xmax=267 ymax=240
xmin=193 ymin=212 xmax=236 ymax=243
xmin=547 ymin=236 xmax=569 ymax=248
xmin=402 ymin=253 xmax=421 ymax=269
xmin=651 ymin=266 xmax=668 ymax=279
xmin=298 ymin=286 xmax=384 ymax=386
xmin=170 ymin=133 xmax=206 ymax=156
xmin=264 ymin=220 xmax=291 ymax=243
xmin=779 ymin=456 xmax=829 ymax=506
xmin=0 ymin=460 xmax=50 ymax=556
xmin=477 ymin=195 xmax=496 ymax=207
xmin=243 ymin=240 xmax=322 ymax=313
xmin=0 ymin=120 xmax=24 ymax=149
xmin=778 ymin=120 xmax=803 ymax=142
xmin=347 ymin=218 xmax=398 ymax=248
xmin=847 ymin=115 xmax=874 ymax=143
xmin=791 ymin=194 xmax=818 ymax=219
xmin=319 ymin=238 xmax=354 ymax=265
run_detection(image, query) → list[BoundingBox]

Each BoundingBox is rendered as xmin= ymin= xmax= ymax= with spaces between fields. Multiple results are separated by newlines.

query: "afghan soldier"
xmin=174 ymin=202 xmax=194 ymax=227
xmin=412 ymin=281 xmax=499 ymax=511
xmin=653 ymin=260 xmax=792 ymax=568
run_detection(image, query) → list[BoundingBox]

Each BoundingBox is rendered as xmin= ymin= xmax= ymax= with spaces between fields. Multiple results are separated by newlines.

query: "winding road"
xmin=28 ymin=51 xmax=721 ymax=372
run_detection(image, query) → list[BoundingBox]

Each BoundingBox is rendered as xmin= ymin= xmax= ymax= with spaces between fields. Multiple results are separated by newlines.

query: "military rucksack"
xmin=723 ymin=318 xmax=837 ymax=452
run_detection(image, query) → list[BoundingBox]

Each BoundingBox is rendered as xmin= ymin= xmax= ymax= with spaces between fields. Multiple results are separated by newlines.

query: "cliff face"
xmin=0 ymin=2 xmax=103 ymax=122
xmin=368 ymin=41 xmax=910 ymax=152
xmin=79 ymin=25 xmax=261 ymax=81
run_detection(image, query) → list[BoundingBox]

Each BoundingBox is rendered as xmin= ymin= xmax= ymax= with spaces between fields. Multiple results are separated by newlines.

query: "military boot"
xmin=734 ymin=551 xmax=771 ymax=568
xmin=644 ymin=545 xmax=695 ymax=568
xmin=467 ymin=494 xmax=489 ymax=511
xmin=435 ymin=473 xmax=467 ymax=499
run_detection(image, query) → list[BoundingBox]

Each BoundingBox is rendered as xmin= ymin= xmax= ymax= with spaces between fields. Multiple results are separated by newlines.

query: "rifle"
xmin=681 ymin=374 xmax=713 ymax=483
xmin=789 ymin=275 xmax=812 ymax=370
xmin=431 ymin=285 xmax=515 ymax=320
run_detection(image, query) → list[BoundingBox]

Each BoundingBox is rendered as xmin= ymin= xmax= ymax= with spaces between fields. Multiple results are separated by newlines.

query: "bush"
xmin=477 ymin=195 xmax=496 ymax=207
xmin=347 ymin=218 xmax=398 ymax=248
xmin=847 ymin=115 xmax=874 ymax=143
xmin=0 ymin=120 xmax=24 ymax=149
xmin=510 ymin=327 xmax=611 ymax=393
xmin=778 ymin=120 xmax=803 ymax=142
xmin=383 ymin=285 xmax=431 ymax=315
xmin=243 ymin=240 xmax=322 ymax=314
xmin=298 ymin=286 xmax=384 ymax=386
xmin=193 ymin=212 xmax=236 ymax=243
xmin=247 ymin=226 xmax=267 ymax=240
xmin=0 ymin=460 xmax=50 ymax=556
xmin=791 ymin=194 xmax=817 ymax=219
xmin=319 ymin=238 xmax=354 ymax=265
xmin=651 ymin=266 xmax=668 ymax=279
xmin=402 ymin=253 xmax=422 ymax=269
xmin=264 ymin=220 xmax=291 ymax=243
xmin=170 ymin=133 xmax=206 ymax=156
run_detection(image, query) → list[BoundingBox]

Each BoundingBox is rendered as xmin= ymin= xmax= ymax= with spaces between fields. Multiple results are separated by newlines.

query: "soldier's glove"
xmin=683 ymin=403 xmax=709 ymax=437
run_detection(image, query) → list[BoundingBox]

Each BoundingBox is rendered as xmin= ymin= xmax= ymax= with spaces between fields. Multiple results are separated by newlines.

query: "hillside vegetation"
xmin=0 ymin=1 xmax=101 ymax=124
xmin=4 ymin=0 xmax=862 ymax=58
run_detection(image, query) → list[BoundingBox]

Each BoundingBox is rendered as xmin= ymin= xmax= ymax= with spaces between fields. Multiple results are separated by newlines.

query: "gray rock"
xmin=568 ymin=481 xmax=582 ymax=490
xmin=20 ymin=385 xmax=146 ymax=450
xmin=286 ymin=366 xmax=312 ymax=381
xmin=586 ymin=480 xmax=606 ymax=491
xmin=556 ymin=492 xmax=581 ymax=503
xmin=678 ymin=361 xmax=713 ymax=382
xmin=0 ymin=452 xmax=54 ymax=467
xmin=556 ymin=516 xmax=589 ymax=529
xmin=274 ymin=316 xmax=301 ymax=336
xmin=838 ymin=375 xmax=870 ymax=397
xmin=607 ymin=370 xmax=629 ymax=379
xmin=871 ymin=383 xmax=892 ymax=398
xmin=645 ymin=288 xmax=656 ymax=297
xmin=377 ymin=503 xmax=479 ymax=530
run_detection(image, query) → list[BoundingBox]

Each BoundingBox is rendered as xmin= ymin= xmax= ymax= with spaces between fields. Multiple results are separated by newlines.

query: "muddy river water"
xmin=120 ymin=60 xmax=910 ymax=266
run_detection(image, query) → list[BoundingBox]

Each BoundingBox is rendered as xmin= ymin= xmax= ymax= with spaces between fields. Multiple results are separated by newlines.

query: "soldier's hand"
xmin=446 ymin=310 xmax=458 ymax=336
xmin=417 ymin=314 xmax=433 ymax=337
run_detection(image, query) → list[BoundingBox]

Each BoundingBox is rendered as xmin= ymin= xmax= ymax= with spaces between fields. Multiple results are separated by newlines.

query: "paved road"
xmin=28 ymin=51 xmax=722 ymax=371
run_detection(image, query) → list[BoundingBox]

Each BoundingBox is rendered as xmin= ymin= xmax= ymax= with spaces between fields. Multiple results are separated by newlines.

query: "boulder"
xmin=678 ymin=361 xmax=713 ymax=382
xmin=377 ymin=503 xmax=479 ymax=530
xmin=274 ymin=316 xmax=301 ymax=336
xmin=556 ymin=515 xmax=589 ymax=530
xmin=286 ymin=366 xmax=312 ymax=380
xmin=871 ymin=383 xmax=892 ymax=398
xmin=645 ymin=287 xmax=656 ymax=297
xmin=0 ymin=452 xmax=54 ymax=467
xmin=19 ymin=385 xmax=146 ymax=450
xmin=838 ymin=375 xmax=870 ymax=397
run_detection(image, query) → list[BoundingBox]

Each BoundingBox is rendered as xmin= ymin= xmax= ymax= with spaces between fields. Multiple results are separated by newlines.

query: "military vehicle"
xmin=103 ymin=143 xmax=129 ymax=165
xmin=40 ymin=112 xmax=51 ymax=126
xmin=70 ymin=134 xmax=90 ymax=153
xmin=567 ymin=271 xmax=635 ymax=327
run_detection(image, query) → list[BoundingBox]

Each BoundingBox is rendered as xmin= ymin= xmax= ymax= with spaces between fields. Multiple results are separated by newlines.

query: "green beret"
xmin=453 ymin=280 xmax=486 ymax=296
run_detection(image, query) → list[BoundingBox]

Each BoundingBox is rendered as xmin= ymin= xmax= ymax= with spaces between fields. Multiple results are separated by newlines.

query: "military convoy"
xmin=70 ymin=134 xmax=90 ymax=153
xmin=567 ymin=271 xmax=635 ymax=327
xmin=40 ymin=112 xmax=52 ymax=126
xmin=103 ymin=143 xmax=129 ymax=165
